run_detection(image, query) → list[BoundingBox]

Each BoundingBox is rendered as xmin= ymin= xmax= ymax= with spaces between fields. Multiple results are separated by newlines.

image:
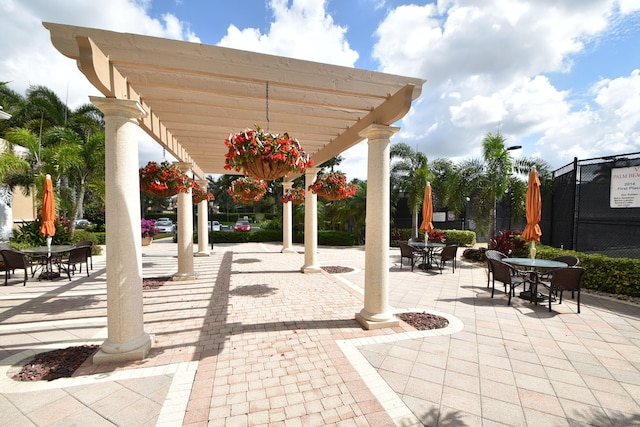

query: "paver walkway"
xmin=0 ymin=240 xmax=638 ymax=426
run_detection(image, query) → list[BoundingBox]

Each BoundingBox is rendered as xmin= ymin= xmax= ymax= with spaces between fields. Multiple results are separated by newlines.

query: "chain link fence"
xmin=542 ymin=152 xmax=640 ymax=259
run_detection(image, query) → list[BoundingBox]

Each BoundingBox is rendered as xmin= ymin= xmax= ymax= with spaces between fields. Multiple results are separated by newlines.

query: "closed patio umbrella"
xmin=419 ymin=182 xmax=434 ymax=234
xmin=522 ymin=168 xmax=542 ymax=258
xmin=40 ymin=174 xmax=56 ymax=248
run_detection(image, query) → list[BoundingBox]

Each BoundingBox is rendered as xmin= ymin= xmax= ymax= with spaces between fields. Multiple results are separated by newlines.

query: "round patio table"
xmin=503 ymin=257 xmax=567 ymax=304
xmin=22 ymin=245 xmax=75 ymax=280
xmin=408 ymin=242 xmax=446 ymax=270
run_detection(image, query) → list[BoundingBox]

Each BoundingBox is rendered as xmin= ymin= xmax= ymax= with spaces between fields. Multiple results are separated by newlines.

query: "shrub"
xmin=11 ymin=219 xmax=72 ymax=249
xmin=71 ymin=230 xmax=103 ymax=255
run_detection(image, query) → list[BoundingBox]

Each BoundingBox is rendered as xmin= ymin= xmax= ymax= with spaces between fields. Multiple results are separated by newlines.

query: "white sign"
xmin=433 ymin=211 xmax=446 ymax=222
xmin=610 ymin=166 xmax=640 ymax=208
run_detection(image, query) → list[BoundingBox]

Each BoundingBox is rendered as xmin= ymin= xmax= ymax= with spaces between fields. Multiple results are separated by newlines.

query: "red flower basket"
xmin=308 ymin=172 xmax=357 ymax=200
xmin=192 ymin=182 xmax=215 ymax=204
xmin=279 ymin=187 xmax=306 ymax=205
xmin=224 ymin=125 xmax=313 ymax=180
xmin=140 ymin=161 xmax=194 ymax=198
xmin=227 ymin=177 xmax=268 ymax=204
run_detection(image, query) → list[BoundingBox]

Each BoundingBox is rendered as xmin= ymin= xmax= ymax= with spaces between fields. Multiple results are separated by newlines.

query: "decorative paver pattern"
xmin=0 ymin=240 xmax=638 ymax=426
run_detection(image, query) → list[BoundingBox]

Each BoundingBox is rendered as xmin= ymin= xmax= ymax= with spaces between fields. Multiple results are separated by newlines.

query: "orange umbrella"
xmin=522 ymin=168 xmax=542 ymax=258
xmin=40 ymin=174 xmax=56 ymax=243
xmin=419 ymin=182 xmax=434 ymax=234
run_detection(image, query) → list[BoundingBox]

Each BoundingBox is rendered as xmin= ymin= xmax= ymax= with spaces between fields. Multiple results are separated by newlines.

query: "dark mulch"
xmin=12 ymin=345 xmax=100 ymax=382
xmin=143 ymin=276 xmax=171 ymax=290
xmin=321 ymin=266 xmax=354 ymax=274
xmin=396 ymin=312 xmax=449 ymax=330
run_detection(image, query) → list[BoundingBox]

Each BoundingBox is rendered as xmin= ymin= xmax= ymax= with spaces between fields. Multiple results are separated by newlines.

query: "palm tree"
xmin=459 ymin=131 xmax=552 ymax=241
xmin=390 ymin=143 xmax=432 ymax=239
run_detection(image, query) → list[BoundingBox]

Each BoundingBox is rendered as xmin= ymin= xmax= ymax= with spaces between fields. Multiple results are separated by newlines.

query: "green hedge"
xmin=391 ymin=228 xmax=476 ymax=247
xmin=462 ymin=244 xmax=640 ymax=298
xmin=209 ymin=229 xmax=358 ymax=246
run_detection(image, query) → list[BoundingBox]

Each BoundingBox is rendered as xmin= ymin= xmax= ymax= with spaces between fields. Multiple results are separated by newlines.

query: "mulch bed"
xmin=321 ymin=266 xmax=354 ymax=274
xmin=12 ymin=277 xmax=170 ymax=382
xmin=142 ymin=276 xmax=172 ymax=290
xmin=12 ymin=345 xmax=100 ymax=382
xmin=396 ymin=312 xmax=449 ymax=330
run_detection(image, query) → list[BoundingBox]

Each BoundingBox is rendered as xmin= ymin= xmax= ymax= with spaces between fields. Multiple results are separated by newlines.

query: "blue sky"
xmin=1 ymin=0 xmax=639 ymax=179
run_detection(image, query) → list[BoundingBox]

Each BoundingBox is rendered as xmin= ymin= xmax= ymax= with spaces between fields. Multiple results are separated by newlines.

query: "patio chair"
xmin=539 ymin=255 xmax=580 ymax=298
xmin=0 ymin=249 xmax=30 ymax=286
xmin=58 ymin=246 xmax=91 ymax=280
xmin=436 ymin=244 xmax=458 ymax=274
xmin=399 ymin=242 xmax=424 ymax=272
xmin=488 ymin=258 xmax=527 ymax=304
xmin=545 ymin=267 xmax=585 ymax=313
xmin=485 ymin=250 xmax=508 ymax=288
xmin=74 ymin=240 xmax=95 ymax=270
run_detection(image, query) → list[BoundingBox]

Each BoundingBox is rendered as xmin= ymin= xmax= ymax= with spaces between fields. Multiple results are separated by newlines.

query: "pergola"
xmin=44 ymin=22 xmax=425 ymax=363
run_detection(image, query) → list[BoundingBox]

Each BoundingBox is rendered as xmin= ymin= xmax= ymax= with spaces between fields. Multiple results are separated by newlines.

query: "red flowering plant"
xmin=279 ymin=187 xmax=306 ymax=204
xmin=427 ymin=229 xmax=446 ymax=243
xmin=224 ymin=125 xmax=313 ymax=180
xmin=139 ymin=161 xmax=194 ymax=198
xmin=308 ymin=172 xmax=357 ymax=200
xmin=227 ymin=176 xmax=268 ymax=204
xmin=192 ymin=182 xmax=215 ymax=204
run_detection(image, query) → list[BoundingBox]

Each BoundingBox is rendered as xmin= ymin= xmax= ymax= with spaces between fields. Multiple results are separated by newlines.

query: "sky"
xmin=1 ymin=0 xmax=639 ymax=180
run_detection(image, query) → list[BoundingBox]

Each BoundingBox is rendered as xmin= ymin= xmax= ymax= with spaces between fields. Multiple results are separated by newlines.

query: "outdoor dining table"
xmin=503 ymin=257 xmax=568 ymax=304
xmin=21 ymin=244 xmax=74 ymax=280
xmin=409 ymin=241 xmax=446 ymax=270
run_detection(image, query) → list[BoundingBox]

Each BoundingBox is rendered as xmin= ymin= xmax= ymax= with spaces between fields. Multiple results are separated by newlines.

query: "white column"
xmin=281 ymin=181 xmax=295 ymax=253
xmin=302 ymin=167 xmax=321 ymax=273
xmin=356 ymin=124 xmax=400 ymax=330
xmin=89 ymin=97 xmax=152 ymax=363
xmin=196 ymin=179 xmax=210 ymax=257
xmin=174 ymin=162 xmax=196 ymax=280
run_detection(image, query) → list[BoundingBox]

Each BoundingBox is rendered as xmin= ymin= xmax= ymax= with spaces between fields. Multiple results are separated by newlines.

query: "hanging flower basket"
xmin=279 ymin=187 xmax=306 ymax=205
xmin=224 ymin=125 xmax=313 ymax=180
xmin=309 ymin=172 xmax=357 ymax=200
xmin=227 ymin=176 xmax=268 ymax=204
xmin=192 ymin=182 xmax=215 ymax=204
xmin=139 ymin=161 xmax=194 ymax=198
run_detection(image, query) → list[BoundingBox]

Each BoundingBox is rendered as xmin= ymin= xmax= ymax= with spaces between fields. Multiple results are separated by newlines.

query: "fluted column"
xmin=281 ymin=181 xmax=295 ymax=253
xmin=356 ymin=124 xmax=400 ymax=329
xmin=195 ymin=178 xmax=210 ymax=257
xmin=89 ymin=97 xmax=152 ymax=363
xmin=174 ymin=162 xmax=196 ymax=280
xmin=302 ymin=167 xmax=321 ymax=273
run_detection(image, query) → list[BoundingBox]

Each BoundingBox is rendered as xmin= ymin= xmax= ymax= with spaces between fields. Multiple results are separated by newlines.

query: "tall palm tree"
xmin=390 ymin=143 xmax=432 ymax=239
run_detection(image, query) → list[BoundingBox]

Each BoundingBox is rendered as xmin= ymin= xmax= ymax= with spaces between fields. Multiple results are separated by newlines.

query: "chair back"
xmin=551 ymin=267 xmax=585 ymax=291
xmin=552 ymin=255 xmax=579 ymax=267
xmin=0 ymin=249 xmax=28 ymax=269
xmin=486 ymin=250 xmax=507 ymax=261
xmin=489 ymin=258 xmax=514 ymax=284
xmin=399 ymin=242 xmax=416 ymax=258
xmin=67 ymin=246 xmax=90 ymax=264
xmin=440 ymin=244 xmax=458 ymax=261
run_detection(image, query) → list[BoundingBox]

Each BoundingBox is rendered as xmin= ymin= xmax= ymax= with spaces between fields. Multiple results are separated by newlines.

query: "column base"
xmin=301 ymin=265 xmax=322 ymax=273
xmin=172 ymin=272 xmax=198 ymax=281
xmin=281 ymin=247 xmax=297 ymax=253
xmin=195 ymin=251 xmax=210 ymax=257
xmin=355 ymin=311 xmax=399 ymax=330
xmin=93 ymin=334 xmax=154 ymax=364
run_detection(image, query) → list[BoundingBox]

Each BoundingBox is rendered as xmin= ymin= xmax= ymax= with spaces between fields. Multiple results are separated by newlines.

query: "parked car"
xmin=234 ymin=220 xmax=251 ymax=232
xmin=209 ymin=221 xmax=221 ymax=231
xmin=74 ymin=219 xmax=91 ymax=229
xmin=155 ymin=220 xmax=175 ymax=233
xmin=156 ymin=217 xmax=171 ymax=222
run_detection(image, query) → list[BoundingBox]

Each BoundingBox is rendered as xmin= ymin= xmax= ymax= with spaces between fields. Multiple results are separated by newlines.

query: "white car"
xmin=209 ymin=221 xmax=221 ymax=231
xmin=155 ymin=220 xmax=175 ymax=233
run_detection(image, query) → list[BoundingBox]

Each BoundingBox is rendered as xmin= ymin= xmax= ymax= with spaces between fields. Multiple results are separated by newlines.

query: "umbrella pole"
xmin=530 ymin=241 xmax=537 ymax=259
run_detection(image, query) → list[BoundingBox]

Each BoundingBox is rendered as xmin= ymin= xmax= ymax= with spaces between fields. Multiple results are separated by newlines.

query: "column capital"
xmin=197 ymin=178 xmax=208 ymax=187
xmin=304 ymin=167 xmax=320 ymax=176
xmin=359 ymin=124 xmax=400 ymax=141
xmin=90 ymin=96 xmax=147 ymax=119
xmin=173 ymin=161 xmax=193 ymax=173
xmin=282 ymin=181 xmax=293 ymax=190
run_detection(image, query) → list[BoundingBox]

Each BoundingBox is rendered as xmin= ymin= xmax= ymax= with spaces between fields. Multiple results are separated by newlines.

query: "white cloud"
xmin=219 ymin=0 xmax=359 ymax=67
xmin=370 ymin=0 xmax=640 ymax=172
